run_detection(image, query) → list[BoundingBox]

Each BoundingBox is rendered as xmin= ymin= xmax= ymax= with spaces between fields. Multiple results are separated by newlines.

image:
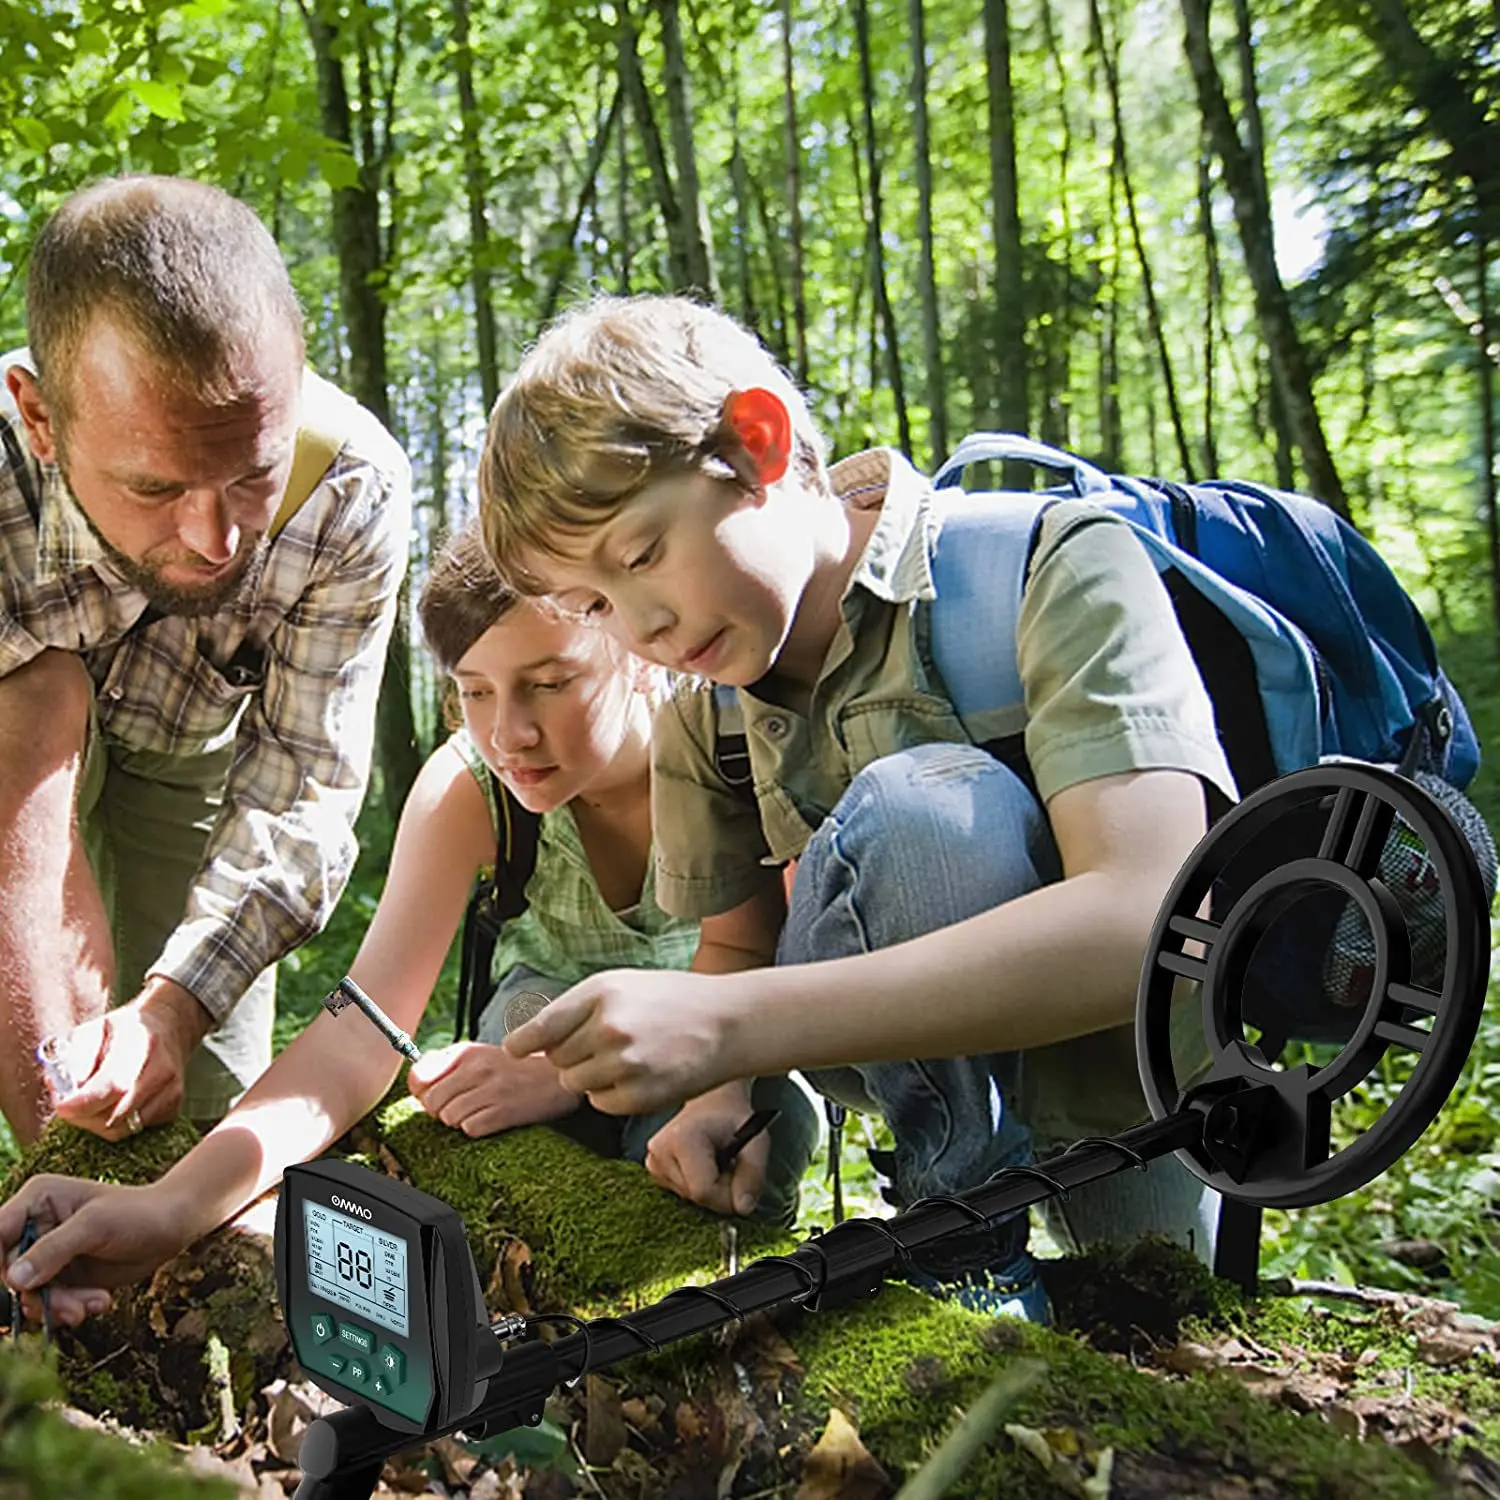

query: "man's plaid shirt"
xmin=0 ymin=363 xmax=412 ymax=1021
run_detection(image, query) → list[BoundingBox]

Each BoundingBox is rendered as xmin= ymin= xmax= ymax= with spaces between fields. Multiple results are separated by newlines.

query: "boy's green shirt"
xmin=648 ymin=447 xmax=1235 ymax=1144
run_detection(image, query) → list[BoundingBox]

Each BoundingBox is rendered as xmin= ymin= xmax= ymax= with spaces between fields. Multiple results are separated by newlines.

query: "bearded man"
xmin=0 ymin=176 xmax=411 ymax=1144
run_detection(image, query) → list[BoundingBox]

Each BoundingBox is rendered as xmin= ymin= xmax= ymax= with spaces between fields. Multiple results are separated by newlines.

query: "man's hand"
xmin=503 ymin=969 xmax=741 ymax=1115
xmin=0 ymin=1175 xmax=197 ymax=1328
xmin=407 ymin=1042 xmax=580 ymax=1137
xmin=53 ymin=978 xmax=213 ymax=1140
xmin=643 ymin=1081 xmax=765 ymax=1217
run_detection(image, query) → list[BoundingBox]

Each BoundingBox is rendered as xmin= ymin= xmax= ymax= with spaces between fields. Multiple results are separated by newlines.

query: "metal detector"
xmin=275 ymin=763 xmax=1492 ymax=1499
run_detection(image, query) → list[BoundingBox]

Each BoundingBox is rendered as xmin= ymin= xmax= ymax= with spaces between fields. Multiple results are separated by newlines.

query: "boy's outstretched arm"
xmin=507 ymin=766 xmax=1206 ymax=1113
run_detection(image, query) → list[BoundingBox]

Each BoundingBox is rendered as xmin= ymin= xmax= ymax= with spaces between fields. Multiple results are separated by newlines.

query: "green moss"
xmin=787 ymin=1291 xmax=1446 ymax=1498
xmin=377 ymin=1099 xmax=795 ymax=1312
xmin=1 ymin=1117 xmax=200 ymax=1201
xmin=0 ymin=1344 xmax=235 ymax=1499
xmin=310 ymin=1107 xmax=1483 ymax=1494
xmin=1226 ymin=1292 xmax=1500 ymax=1449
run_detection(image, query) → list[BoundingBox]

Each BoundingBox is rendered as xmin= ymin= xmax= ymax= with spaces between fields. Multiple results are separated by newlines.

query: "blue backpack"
xmin=927 ymin=432 xmax=1478 ymax=795
xmin=922 ymin=433 xmax=1490 ymax=1046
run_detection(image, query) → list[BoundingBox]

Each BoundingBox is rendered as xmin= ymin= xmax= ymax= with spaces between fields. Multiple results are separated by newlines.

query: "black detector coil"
xmin=285 ymin=764 xmax=1492 ymax=1499
xmin=1137 ymin=762 xmax=1490 ymax=1209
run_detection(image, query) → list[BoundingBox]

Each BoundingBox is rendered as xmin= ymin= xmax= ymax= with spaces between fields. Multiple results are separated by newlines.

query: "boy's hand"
xmin=503 ymin=969 xmax=738 ymax=1114
xmin=407 ymin=1042 xmax=580 ymax=1137
xmin=0 ymin=1176 xmax=195 ymax=1329
xmin=644 ymin=1082 xmax=765 ymax=1217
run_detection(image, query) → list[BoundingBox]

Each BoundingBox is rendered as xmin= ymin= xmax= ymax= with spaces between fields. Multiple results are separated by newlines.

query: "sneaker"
xmin=898 ymin=1219 xmax=1051 ymax=1323
xmin=902 ymin=1261 xmax=1052 ymax=1322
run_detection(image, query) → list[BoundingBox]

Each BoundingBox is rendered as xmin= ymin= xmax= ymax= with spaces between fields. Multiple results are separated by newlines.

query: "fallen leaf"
xmin=261 ymin=1377 xmax=345 ymax=1465
xmin=1004 ymin=1422 xmax=1055 ymax=1473
xmin=795 ymin=1407 xmax=892 ymax=1500
xmin=1326 ymin=1403 xmax=1368 ymax=1441
xmin=488 ymin=1237 xmax=533 ymax=1314
xmin=429 ymin=1434 xmax=479 ymax=1486
xmin=584 ymin=1374 xmax=627 ymax=1467
xmin=1159 ymin=1340 xmax=1229 ymax=1374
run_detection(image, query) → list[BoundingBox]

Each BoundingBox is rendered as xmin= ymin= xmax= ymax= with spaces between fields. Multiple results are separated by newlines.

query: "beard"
xmin=67 ymin=478 xmax=270 ymax=615
xmin=95 ymin=529 xmax=269 ymax=615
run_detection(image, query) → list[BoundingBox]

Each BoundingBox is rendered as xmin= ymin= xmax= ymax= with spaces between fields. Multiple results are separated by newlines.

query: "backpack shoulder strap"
xmin=269 ymin=368 xmax=363 ymax=538
xmin=454 ymin=770 xmax=542 ymax=1041
xmin=923 ymin=490 xmax=1055 ymax=748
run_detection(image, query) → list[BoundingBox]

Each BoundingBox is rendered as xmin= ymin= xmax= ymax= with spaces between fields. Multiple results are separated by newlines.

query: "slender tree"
xmin=853 ymin=0 xmax=911 ymax=455
xmin=1092 ymin=0 xmax=1194 ymax=477
xmin=728 ymin=66 xmax=760 ymax=334
xmin=983 ymin=0 xmax=1030 ymax=484
xmin=451 ymin=0 xmax=499 ymax=411
xmin=1180 ymin=0 xmax=1350 ymax=517
xmin=539 ymin=87 xmax=622 ymax=325
xmin=1197 ymin=136 xmax=1221 ymax=474
xmin=300 ymin=0 xmax=422 ymax=814
xmin=908 ymin=0 xmax=947 ymax=463
xmin=781 ymin=0 xmax=809 ymax=385
xmin=1478 ymin=230 xmax=1500 ymax=637
xmin=656 ymin=0 xmax=718 ymax=298
xmin=617 ymin=0 xmax=693 ymax=289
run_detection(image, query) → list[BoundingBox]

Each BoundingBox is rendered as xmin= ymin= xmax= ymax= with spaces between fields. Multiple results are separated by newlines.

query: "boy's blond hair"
xmin=479 ymin=295 xmax=826 ymax=589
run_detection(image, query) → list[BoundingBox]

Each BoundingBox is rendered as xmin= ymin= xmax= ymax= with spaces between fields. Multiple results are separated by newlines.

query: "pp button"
xmin=376 ymin=1344 xmax=406 ymax=1388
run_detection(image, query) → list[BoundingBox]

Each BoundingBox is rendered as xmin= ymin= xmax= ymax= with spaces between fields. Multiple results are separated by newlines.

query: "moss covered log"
xmin=5 ymin=1102 xmax=1497 ymax=1496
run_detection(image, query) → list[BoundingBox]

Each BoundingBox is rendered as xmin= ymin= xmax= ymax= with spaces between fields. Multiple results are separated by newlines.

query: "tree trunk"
xmin=983 ymin=0 xmax=1029 ymax=487
xmin=656 ymin=0 xmax=718 ymax=299
xmin=1479 ymin=228 xmax=1500 ymax=640
xmin=748 ymin=167 xmax=791 ymax=369
xmin=908 ymin=0 xmax=947 ymax=465
xmin=617 ymin=0 xmax=693 ymax=291
xmin=728 ymin=63 xmax=760 ymax=336
xmin=451 ymin=0 xmax=500 ymax=411
xmin=300 ymin=0 xmax=421 ymax=816
xmin=1198 ymin=137 xmax=1221 ymax=476
xmin=1098 ymin=112 xmax=1122 ymax=469
xmin=781 ymin=0 xmax=809 ymax=386
xmin=616 ymin=89 xmax=633 ymax=293
xmin=1093 ymin=0 xmax=1193 ymax=478
xmin=539 ymin=88 xmax=622 ymax=327
xmin=1038 ymin=0 xmax=1075 ymax=451
xmin=853 ymin=0 xmax=912 ymax=456
xmin=1179 ymin=0 xmax=1350 ymax=518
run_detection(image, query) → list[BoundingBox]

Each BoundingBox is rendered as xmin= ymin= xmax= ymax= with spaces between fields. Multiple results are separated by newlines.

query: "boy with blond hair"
xmin=480 ymin=294 xmax=1236 ymax=1318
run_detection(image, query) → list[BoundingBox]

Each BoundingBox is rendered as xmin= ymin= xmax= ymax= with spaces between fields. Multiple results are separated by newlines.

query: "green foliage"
xmin=0 ymin=1343 xmax=236 ymax=1499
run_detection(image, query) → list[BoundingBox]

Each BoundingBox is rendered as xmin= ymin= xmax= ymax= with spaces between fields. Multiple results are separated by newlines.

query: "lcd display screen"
xmin=303 ymin=1200 xmax=410 ymax=1338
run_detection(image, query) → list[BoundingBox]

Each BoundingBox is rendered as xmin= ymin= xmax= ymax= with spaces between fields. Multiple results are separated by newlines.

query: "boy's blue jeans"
xmin=778 ymin=742 xmax=1219 ymax=1316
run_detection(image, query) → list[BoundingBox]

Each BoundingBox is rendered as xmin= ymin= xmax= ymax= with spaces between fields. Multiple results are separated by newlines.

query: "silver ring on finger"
xmin=125 ymin=1107 xmax=144 ymax=1136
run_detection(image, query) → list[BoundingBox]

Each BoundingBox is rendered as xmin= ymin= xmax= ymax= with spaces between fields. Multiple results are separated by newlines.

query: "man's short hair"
xmin=479 ymin=294 xmax=827 ymax=590
xmin=27 ymin=175 xmax=305 ymax=427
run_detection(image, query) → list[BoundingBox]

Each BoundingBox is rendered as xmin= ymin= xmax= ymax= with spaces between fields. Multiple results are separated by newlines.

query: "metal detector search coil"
xmin=275 ymin=764 xmax=1492 ymax=1500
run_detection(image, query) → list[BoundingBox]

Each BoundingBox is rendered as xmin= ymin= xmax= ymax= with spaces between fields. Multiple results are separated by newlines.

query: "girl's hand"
xmin=407 ymin=1042 xmax=580 ymax=1137
xmin=0 ymin=1175 xmax=197 ymax=1328
xmin=643 ymin=1081 xmax=764 ymax=1217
